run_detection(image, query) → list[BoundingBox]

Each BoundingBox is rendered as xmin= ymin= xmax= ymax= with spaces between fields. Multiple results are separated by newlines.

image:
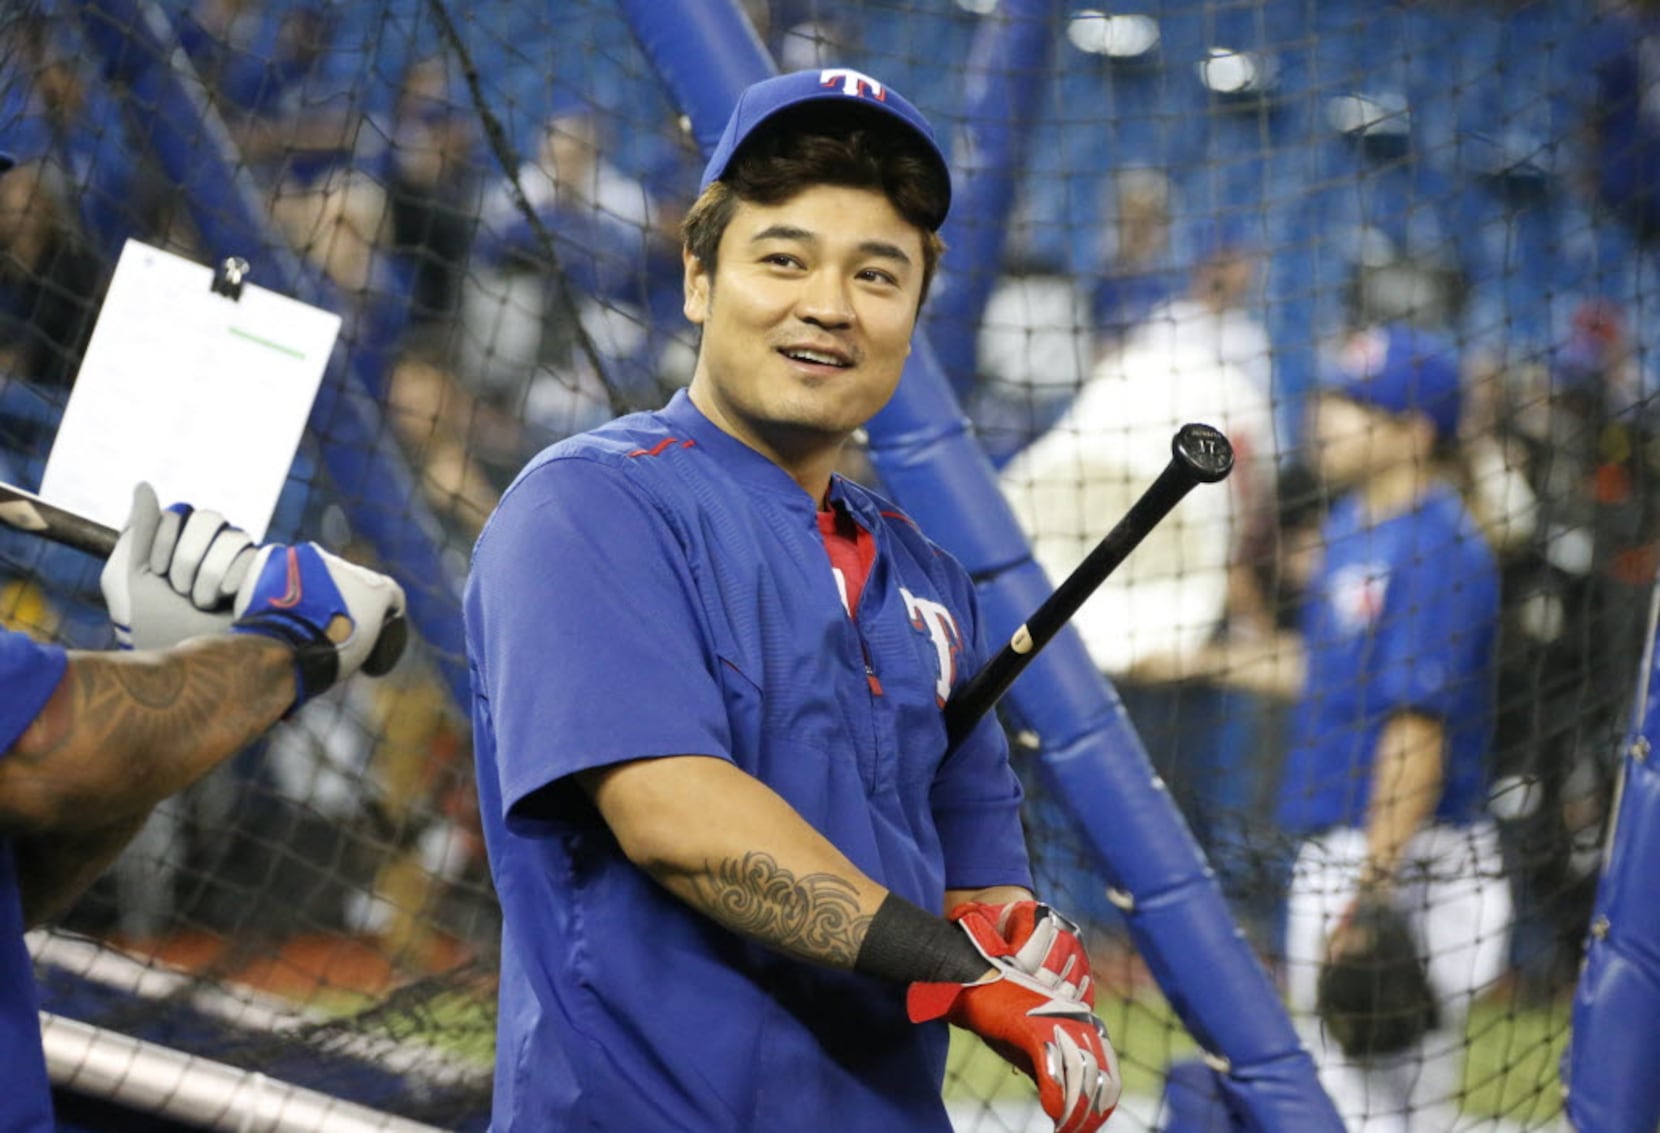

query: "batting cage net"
xmin=0 ymin=0 xmax=1650 ymax=1129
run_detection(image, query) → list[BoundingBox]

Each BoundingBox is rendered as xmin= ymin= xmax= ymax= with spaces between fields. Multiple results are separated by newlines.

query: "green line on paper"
xmin=228 ymin=326 xmax=305 ymax=359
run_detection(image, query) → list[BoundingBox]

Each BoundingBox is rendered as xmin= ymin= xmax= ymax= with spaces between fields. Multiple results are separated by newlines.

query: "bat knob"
xmin=362 ymin=611 xmax=409 ymax=677
xmin=1173 ymin=423 xmax=1235 ymax=483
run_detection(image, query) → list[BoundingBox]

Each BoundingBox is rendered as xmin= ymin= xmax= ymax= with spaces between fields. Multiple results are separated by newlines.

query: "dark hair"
xmin=682 ymin=106 xmax=947 ymax=307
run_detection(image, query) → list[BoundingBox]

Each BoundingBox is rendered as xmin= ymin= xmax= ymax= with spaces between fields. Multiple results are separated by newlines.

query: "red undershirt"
xmin=817 ymin=503 xmax=877 ymax=617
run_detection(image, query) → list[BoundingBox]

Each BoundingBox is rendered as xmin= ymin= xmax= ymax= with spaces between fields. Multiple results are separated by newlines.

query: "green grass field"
xmin=341 ymin=968 xmax=1573 ymax=1122
xmin=944 ymin=990 xmax=1571 ymax=1122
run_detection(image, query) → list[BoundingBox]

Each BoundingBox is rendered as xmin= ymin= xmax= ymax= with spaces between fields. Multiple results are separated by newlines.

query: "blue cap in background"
xmin=699 ymin=68 xmax=951 ymax=229
xmin=1326 ymin=324 xmax=1463 ymax=441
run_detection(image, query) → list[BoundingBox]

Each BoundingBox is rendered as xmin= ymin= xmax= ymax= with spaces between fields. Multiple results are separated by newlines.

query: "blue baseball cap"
xmin=1326 ymin=324 xmax=1462 ymax=441
xmin=699 ymin=68 xmax=951 ymax=230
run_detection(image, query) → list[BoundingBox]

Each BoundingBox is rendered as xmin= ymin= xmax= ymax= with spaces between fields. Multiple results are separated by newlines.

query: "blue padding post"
xmin=1564 ymin=579 xmax=1660 ymax=1131
xmin=69 ymin=0 xmax=469 ymax=709
xmin=620 ymin=0 xmax=775 ymax=157
xmin=1163 ymin=1059 xmax=1236 ymax=1133
xmin=922 ymin=0 xmax=1060 ymax=398
xmin=621 ymin=2 xmax=1341 ymax=1128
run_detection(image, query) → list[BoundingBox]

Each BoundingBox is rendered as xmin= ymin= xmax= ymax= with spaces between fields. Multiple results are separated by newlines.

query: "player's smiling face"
xmin=683 ymin=183 xmax=925 ymax=486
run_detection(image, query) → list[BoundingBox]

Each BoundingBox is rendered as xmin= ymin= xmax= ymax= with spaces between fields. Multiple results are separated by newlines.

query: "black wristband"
xmin=232 ymin=612 xmax=340 ymax=708
xmin=854 ymin=893 xmax=990 ymax=986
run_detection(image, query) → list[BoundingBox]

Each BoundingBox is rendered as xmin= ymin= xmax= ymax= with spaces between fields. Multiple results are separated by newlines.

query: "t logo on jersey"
xmin=1329 ymin=561 xmax=1390 ymax=635
xmin=900 ymin=587 xmax=961 ymax=706
xmin=820 ymin=67 xmax=887 ymax=101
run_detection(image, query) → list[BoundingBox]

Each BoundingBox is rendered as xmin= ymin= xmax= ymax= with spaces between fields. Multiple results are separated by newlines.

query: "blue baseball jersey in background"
xmin=0 ymin=628 xmax=67 ymax=1132
xmin=466 ymin=390 xmax=1031 ymax=1132
xmin=1277 ymin=485 xmax=1500 ymax=834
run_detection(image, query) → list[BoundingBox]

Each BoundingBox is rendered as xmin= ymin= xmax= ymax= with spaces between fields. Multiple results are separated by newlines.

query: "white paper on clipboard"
xmin=39 ymin=239 xmax=341 ymax=541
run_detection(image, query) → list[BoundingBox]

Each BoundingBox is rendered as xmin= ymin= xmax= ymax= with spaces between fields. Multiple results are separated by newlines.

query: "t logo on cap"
xmin=820 ymin=68 xmax=887 ymax=101
xmin=697 ymin=69 xmax=953 ymax=229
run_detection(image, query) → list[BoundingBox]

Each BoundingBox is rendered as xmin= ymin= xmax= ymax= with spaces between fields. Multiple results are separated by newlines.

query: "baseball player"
xmin=465 ymin=70 xmax=1119 ymax=1132
xmin=0 ymin=475 xmax=405 ymax=1130
xmin=1277 ymin=326 xmax=1511 ymax=1132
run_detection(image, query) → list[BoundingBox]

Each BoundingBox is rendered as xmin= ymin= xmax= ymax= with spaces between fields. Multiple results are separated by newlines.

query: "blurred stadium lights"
xmin=1326 ymin=91 xmax=1412 ymax=140
xmin=1065 ymin=9 xmax=1161 ymax=58
xmin=1196 ymin=46 xmax=1278 ymax=98
xmin=1463 ymin=128 xmax=1555 ymax=189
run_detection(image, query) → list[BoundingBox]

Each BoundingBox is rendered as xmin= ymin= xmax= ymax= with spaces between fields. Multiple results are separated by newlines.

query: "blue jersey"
xmin=1277 ymin=485 xmax=1499 ymax=834
xmin=0 ymin=629 xmax=67 ymax=1132
xmin=466 ymin=390 xmax=1030 ymax=1132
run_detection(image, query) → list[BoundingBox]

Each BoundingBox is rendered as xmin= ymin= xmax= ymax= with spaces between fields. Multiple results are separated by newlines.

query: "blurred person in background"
xmin=383 ymin=54 xmax=483 ymax=334
xmin=1087 ymin=167 xmax=1179 ymax=348
xmin=1148 ymin=325 xmax=1510 ymax=1131
xmin=1131 ymin=217 xmax=1273 ymax=403
xmin=399 ymin=100 xmax=684 ymax=543
xmin=967 ymin=240 xmax=1095 ymax=467
xmin=384 ymin=351 xmax=511 ymax=543
xmin=463 ymin=99 xmax=678 ymax=440
xmin=999 ymin=215 xmax=1280 ymax=930
xmin=1281 ymin=325 xmax=1509 ymax=1132
xmin=1480 ymin=299 xmax=1660 ymax=1001
xmin=0 ymin=15 xmax=188 ymax=657
xmin=0 ymin=13 xmax=166 ymax=388
xmin=178 ymin=0 xmax=361 ymax=197
xmin=177 ymin=0 xmax=411 ymax=340
xmin=1582 ymin=0 xmax=1660 ymax=244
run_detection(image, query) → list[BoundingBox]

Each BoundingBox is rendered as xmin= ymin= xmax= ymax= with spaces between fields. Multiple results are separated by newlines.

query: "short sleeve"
xmin=467 ymin=459 xmax=733 ymax=822
xmin=930 ymin=717 xmax=1031 ymax=891
xmin=0 ymin=629 xmax=67 ymax=753
xmin=927 ymin=582 xmax=1031 ymax=892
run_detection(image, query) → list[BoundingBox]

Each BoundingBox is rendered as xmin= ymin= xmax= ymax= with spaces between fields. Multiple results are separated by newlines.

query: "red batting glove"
xmin=911 ymin=906 xmax=1120 ymax=1132
xmin=949 ymin=899 xmax=1095 ymax=1008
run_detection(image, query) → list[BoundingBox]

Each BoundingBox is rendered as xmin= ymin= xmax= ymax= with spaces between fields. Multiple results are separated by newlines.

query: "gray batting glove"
xmin=100 ymin=482 xmax=259 ymax=650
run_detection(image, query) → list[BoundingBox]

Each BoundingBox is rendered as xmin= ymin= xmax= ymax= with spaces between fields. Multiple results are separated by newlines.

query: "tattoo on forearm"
xmin=40 ymin=654 xmax=243 ymax=762
xmin=105 ymin=655 xmax=189 ymax=710
xmin=693 ymin=851 xmax=874 ymax=968
xmin=5 ymin=640 xmax=292 ymax=828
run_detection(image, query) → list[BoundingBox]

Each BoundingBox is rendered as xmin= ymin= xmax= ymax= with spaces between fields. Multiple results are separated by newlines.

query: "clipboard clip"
xmin=210 ymin=256 xmax=251 ymax=300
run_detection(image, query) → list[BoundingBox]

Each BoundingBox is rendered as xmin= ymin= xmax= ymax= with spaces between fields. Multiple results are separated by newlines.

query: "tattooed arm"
xmin=4 ymin=636 xmax=295 ymax=925
xmin=14 ymin=814 xmax=147 ymax=928
xmin=578 ymin=756 xmax=888 ymax=969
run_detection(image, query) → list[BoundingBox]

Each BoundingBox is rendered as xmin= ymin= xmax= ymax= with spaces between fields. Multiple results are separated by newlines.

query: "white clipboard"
xmin=39 ymin=239 xmax=341 ymax=541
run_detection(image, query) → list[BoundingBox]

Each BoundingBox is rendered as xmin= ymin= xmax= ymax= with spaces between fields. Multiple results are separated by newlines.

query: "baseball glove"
xmin=1315 ymin=892 xmax=1439 ymax=1060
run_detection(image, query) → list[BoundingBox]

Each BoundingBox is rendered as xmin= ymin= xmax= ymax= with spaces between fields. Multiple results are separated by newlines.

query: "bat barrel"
xmin=0 ymin=483 xmax=119 ymax=558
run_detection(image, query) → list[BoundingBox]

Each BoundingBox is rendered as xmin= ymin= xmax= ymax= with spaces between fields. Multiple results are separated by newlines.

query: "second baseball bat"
xmin=943 ymin=422 xmax=1235 ymax=747
xmin=0 ymin=481 xmax=119 ymax=557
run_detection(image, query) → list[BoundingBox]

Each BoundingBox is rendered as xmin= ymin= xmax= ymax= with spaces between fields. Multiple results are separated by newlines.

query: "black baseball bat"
xmin=943 ymin=422 xmax=1235 ymax=747
xmin=0 ymin=480 xmax=407 ymax=676
xmin=0 ymin=480 xmax=120 ymax=558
